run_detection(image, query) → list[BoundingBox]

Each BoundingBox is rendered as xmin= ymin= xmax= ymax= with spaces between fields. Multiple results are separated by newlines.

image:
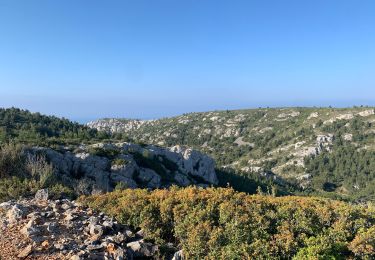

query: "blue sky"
xmin=0 ymin=0 xmax=375 ymax=122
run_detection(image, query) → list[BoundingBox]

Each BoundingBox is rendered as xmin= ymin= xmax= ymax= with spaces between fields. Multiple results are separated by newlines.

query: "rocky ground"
xmin=0 ymin=189 xmax=179 ymax=260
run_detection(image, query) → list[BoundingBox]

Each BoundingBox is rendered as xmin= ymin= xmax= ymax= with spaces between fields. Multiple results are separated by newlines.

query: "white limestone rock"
xmin=358 ymin=109 xmax=375 ymax=117
xmin=307 ymin=112 xmax=319 ymax=119
xmin=168 ymin=145 xmax=218 ymax=185
xmin=344 ymin=133 xmax=353 ymax=141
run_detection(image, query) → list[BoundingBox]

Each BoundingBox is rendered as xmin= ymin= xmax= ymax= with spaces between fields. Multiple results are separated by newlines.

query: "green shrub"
xmin=0 ymin=143 xmax=26 ymax=178
xmin=0 ymin=176 xmax=40 ymax=202
xmin=88 ymin=147 xmax=120 ymax=159
xmin=25 ymin=154 xmax=55 ymax=187
xmin=349 ymin=226 xmax=375 ymax=259
xmin=114 ymin=182 xmax=129 ymax=191
xmin=49 ymin=184 xmax=76 ymax=200
xmin=79 ymin=187 xmax=375 ymax=259
xmin=112 ymin=158 xmax=127 ymax=166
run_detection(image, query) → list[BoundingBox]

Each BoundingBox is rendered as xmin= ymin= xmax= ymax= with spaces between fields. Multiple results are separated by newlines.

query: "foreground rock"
xmin=0 ymin=191 xmax=161 ymax=259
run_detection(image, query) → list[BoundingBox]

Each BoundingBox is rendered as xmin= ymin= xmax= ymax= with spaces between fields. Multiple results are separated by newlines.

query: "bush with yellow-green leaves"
xmin=79 ymin=186 xmax=375 ymax=259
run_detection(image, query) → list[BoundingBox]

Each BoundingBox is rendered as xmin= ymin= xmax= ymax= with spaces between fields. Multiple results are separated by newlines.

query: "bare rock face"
xmin=169 ymin=145 xmax=218 ymax=185
xmin=138 ymin=168 xmax=162 ymax=188
xmin=110 ymin=156 xmax=138 ymax=179
xmin=27 ymin=142 xmax=218 ymax=195
xmin=174 ymin=173 xmax=191 ymax=187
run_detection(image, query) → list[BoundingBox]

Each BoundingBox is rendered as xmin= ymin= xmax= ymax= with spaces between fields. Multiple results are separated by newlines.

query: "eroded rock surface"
xmin=27 ymin=142 xmax=218 ymax=196
xmin=0 ymin=193 xmax=161 ymax=259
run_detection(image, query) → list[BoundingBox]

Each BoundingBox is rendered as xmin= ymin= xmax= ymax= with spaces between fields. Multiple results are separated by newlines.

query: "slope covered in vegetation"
xmin=0 ymin=107 xmax=130 ymax=146
xmin=79 ymin=187 xmax=375 ymax=259
xmin=88 ymin=107 xmax=375 ymax=201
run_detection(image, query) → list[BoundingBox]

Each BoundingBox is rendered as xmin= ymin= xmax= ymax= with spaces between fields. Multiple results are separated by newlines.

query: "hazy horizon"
xmin=2 ymin=102 xmax=375 ymax=124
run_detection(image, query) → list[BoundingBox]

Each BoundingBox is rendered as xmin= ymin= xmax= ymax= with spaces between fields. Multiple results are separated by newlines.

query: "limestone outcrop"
xmin=27 ymin=142 xmax=218 ymax=195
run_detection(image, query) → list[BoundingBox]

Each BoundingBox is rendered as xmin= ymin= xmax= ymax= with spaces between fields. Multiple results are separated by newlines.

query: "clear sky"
xmin=0 ymin=0 xmax=375 ymax=122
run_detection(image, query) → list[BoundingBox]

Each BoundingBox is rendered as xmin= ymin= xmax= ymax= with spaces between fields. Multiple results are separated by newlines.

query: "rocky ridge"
xmin=86 ymin=119 xmax=153 ymax=133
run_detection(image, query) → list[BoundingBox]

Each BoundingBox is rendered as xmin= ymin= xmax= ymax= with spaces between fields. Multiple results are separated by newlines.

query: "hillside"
xmin=0 ymin=108 xmax=286 ymax=201
xmin=0 ymin=107 xmax=129 ymax=146
xmin=88 ymin=107 xmax=375 ymax=201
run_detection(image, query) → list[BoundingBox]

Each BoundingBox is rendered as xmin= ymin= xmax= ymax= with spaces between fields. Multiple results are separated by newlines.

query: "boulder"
xmin=89 ymin=224 xmax=104 ymax=238
xmin=127 ymin=240 xmax=158 ymax=257
xmin=110 ymin=158 xmax=138 ymax=179
xmin=138 ymin=168 xmax=161 ymax=188
xmin=46 ymin=222 xmax=58 ymax=232
xmin=172 ymin=250 xmax=184 ymax=260
xmin=7 ymin=204 xmax=25 ymax=223
xmin=17 ymin=244 xmax=33 ymax=258
xmin=21 ymin=218 xmax=40 ymax=238
xmin=110 ymin=173 xmax=138 ymax=189
xmin=35 ymin=189 xmax=49 ymax=201
xmin=0 ymin=201 xmax=13 ymax=211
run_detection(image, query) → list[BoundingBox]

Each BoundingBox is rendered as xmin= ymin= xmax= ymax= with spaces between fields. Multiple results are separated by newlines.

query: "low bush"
xmin=0 ymin=177 xmax=40 ymax=201
xmin=88 ymin=147 xmax=120 ymax=159
xmin=111 ymin=158 xmax=127 ymax=166
xmin=79 ymin=187 xmax=375 ymax=259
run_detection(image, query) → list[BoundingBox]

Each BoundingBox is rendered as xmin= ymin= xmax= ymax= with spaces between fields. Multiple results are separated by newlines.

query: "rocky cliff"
xmin=28 ymin=142 xmax=218 ymax=196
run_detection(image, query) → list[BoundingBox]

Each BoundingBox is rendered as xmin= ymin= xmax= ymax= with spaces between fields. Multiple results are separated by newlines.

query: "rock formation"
xmin=27 ymin=142 xmax=218 ymax=196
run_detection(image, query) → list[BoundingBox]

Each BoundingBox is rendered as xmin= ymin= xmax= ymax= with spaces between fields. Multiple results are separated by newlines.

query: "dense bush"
xmin=79 ymin=187 xmax=375 ymax=259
